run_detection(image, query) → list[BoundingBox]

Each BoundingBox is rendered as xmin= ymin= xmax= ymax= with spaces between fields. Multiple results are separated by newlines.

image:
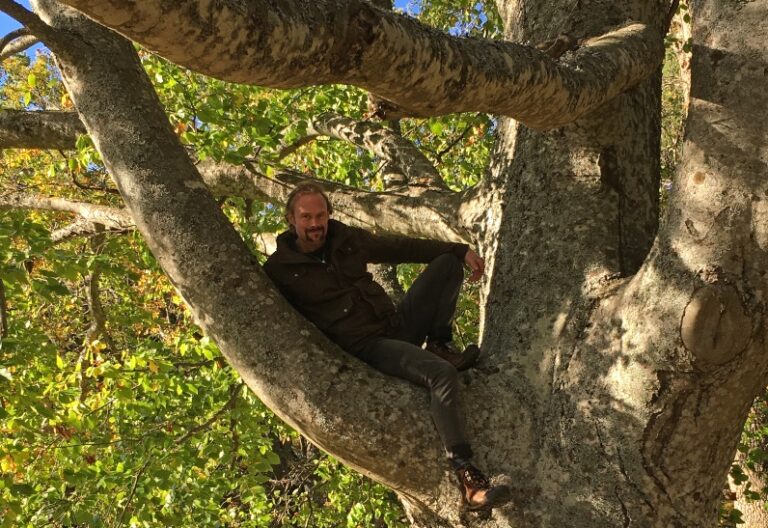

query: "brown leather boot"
xmin=425 ymin=341 xmax=480 ymax=371
xmin=455 ymin=463 xmax=510 ymax=511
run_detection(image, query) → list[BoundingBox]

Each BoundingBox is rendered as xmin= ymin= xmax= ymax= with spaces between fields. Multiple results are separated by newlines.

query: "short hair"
xmin=285 ymin=181 xmax=333 ymax=217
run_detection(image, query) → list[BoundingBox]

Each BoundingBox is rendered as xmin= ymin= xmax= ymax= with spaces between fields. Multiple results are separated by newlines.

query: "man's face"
xmin=287 ymin=192 xmax=329 ymax=253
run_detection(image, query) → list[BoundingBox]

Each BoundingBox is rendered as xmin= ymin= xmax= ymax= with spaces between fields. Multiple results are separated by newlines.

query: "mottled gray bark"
xmin=0 ymin=192 xmax=133 ymax=229
xmin=50 ymin=0 xmax=663 ymax=129
xmin=6 ymin=0 xmax=764 ymax=526
xmin=0 ymin=27 xmax=39 ymax=60
xmin=732 ymin=406 xmax=768 ymax=528
xmin=304 ymin=113 xmax=446 ymax=188
xmin=0 ymin=109 xmax=86 ymax=149
xmin=199 ymin=163 xmax=472 ymax=242
xmin=0 ymin=109 xmax=467 ymax=241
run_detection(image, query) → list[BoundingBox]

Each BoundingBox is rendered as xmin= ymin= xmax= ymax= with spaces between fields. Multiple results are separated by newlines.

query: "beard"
xmin=301 ymin=227 xmax=326 ymax=245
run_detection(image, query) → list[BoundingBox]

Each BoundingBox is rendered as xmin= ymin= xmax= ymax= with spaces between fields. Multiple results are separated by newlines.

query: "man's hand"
xmin=464 ymin=249 xmax=485 ymax=282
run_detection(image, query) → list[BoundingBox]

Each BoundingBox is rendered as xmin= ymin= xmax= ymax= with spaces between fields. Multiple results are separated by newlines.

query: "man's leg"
xmin=355 ymin=337 xmax=471 ymax=459
xmin=355 ymin=336 xmax=509 ymax=510
xmin=394 ymin=254 xmax=480 ymax=370
xmin=395 ymin=253 xmax=464 ymax=346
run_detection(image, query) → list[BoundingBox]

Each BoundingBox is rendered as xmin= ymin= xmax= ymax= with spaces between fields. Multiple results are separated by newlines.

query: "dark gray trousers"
xmin=353 ymin=254 xmax=471 ymax=459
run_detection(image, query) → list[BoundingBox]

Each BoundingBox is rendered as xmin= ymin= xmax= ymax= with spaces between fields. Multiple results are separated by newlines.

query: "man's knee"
xmin=430 ymin=253 xmax=463 ymax=281
xmin=429 ymin=359 xmax=459 ymax=394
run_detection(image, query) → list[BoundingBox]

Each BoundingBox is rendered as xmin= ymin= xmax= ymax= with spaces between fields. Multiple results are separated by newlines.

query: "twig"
xmin=175 ymin=381 xmax=244 ymax=445
xmin=116 ymin=455 xmax=153 ymax=528
xmin=0 ymin=278 xmax=8 ymax=338
xmin=277 ymin=134 xmax=320 ymax=160
xmin=433 ymin=122 xmax=474 ymax=164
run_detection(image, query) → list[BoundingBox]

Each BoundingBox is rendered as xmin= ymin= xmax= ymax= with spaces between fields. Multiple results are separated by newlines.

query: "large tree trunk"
xmin=18 ymin=0 xmax=768 ymax=526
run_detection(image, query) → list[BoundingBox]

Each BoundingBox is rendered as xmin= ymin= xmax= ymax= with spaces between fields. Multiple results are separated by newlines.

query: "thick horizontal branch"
xmin=0 ymin=109 xmax=86 ymax=149
xmin=52 ymin=0 xmax=664 ymax=129
xmin=198 ymin=161 xmax=471 ymax=243
xmin=305 ymin=113 xmax=445 ymax=188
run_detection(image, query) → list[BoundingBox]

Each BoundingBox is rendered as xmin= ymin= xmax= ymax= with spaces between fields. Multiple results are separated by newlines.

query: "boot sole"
xmin=467 ymin=484 xmax=512 ymax=511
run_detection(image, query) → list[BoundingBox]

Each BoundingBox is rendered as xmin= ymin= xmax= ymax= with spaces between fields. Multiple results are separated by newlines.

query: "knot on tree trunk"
xmin=680 ymin=283 xmax=751 ymax=367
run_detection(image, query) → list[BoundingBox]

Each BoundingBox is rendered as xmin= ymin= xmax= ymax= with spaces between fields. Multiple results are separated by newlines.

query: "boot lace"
xmin=459 ymin=464 xmax=490 ymax=490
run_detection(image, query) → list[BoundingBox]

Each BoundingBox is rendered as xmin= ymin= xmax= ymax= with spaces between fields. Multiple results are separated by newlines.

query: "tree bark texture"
xmin=732 ymin=403 xmax=768 ymax=528
xmin=0 ymin=109 xmax=85 ymax=149
xmin=14 ymin=0 xmax=768 ymax=526
xmin=51 ymin=0 xmax=664 ymax=129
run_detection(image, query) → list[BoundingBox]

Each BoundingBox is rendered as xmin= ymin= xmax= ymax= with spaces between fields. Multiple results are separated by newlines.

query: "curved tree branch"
xmin=0 ymin=191 xmax=133 ymax=229
xmin=49 ymin=0 xmax=664 ymax=130
xmin=0 ymin=109 xmax=86 ymax=149
xmin=0 ymin=27 xmax=29 ymax=49
xmin=0 ymin=0 xmax=62 ymax=50
xmin=199 ymin=161 xmax=471 ymax=243
xmin=277 ymin=134 xmax=320 ymax=161
xmin=305 ymin=113 xmax=445 ymax=189
xmin=0 ymin=33 xmax=38 ymax=59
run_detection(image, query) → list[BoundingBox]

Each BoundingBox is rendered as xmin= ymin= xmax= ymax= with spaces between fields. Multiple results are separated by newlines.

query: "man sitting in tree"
xmin=264 ymin=182 xmax=509 ymax=510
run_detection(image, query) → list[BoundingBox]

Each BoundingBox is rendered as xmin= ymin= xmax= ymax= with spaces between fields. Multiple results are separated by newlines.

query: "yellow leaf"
xmin=1 ymin=455 xmax=16 ymax=472
xmin=148 ymin=360 xmax=159 ymax=374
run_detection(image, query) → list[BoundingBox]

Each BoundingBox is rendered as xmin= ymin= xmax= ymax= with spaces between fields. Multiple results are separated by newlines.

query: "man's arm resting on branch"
xmin=355 ymin=226 xmax=485 ymax=281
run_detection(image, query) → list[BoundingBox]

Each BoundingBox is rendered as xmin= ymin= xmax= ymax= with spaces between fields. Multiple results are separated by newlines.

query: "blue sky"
xmin=0 ymin=0 xmax=44 ymax=56
xmin=0 ymin=0 xmax=30 ymax=34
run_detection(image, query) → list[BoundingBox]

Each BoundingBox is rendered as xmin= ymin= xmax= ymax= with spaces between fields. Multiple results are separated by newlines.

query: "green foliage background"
xmin=2 ymin=1 xmax=758 ymax=527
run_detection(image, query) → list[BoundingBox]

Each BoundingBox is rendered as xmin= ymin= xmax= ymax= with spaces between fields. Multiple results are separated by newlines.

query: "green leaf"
xmin=27 ymin=73 xmax=36 ymax=88
xmin=429 ymin=121 xmax=444 ymax=135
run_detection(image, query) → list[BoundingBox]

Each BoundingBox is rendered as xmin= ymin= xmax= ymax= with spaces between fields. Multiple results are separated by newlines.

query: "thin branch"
xmin=0 ymin=33 xmax=38 ymax=60
xmin=0 ymin=278 xmax=8 ymax=338
xmin=116 ymin=455 xmax=153 ymax=528
xmin=433 ymin=122 xmax=474 ymax=164
xmin=174 ymin=381 xmax=244 ymax=445
xmin=0 ymin=0 xmax=60 ymax=49
xmin=277 ymin=134 xmax=320 ymax=160
xmin=79 ymin=225 xmax=117 ymax=399
xmin=0 ymin=27 xmax=28 ymax=50
xmin=50 ymin=220 xmax=132 ymax=242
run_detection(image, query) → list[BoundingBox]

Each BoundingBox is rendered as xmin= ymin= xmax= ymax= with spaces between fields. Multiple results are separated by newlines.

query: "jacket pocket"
xmin=313 ymin=294 xmax=355 ymax=329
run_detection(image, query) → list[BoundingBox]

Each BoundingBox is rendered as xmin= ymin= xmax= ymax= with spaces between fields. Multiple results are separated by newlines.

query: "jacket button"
xmin=343 ymin=308 xmax=348 ymax=313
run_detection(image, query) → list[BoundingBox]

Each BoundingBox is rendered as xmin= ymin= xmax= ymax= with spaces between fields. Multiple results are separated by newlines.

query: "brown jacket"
xmin=263 ymin=220 xmax=468 ymax=351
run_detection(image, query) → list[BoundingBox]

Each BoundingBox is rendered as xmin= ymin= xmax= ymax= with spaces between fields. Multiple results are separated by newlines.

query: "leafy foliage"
xmin=0 ymin=2 xmax=501 ymax=524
